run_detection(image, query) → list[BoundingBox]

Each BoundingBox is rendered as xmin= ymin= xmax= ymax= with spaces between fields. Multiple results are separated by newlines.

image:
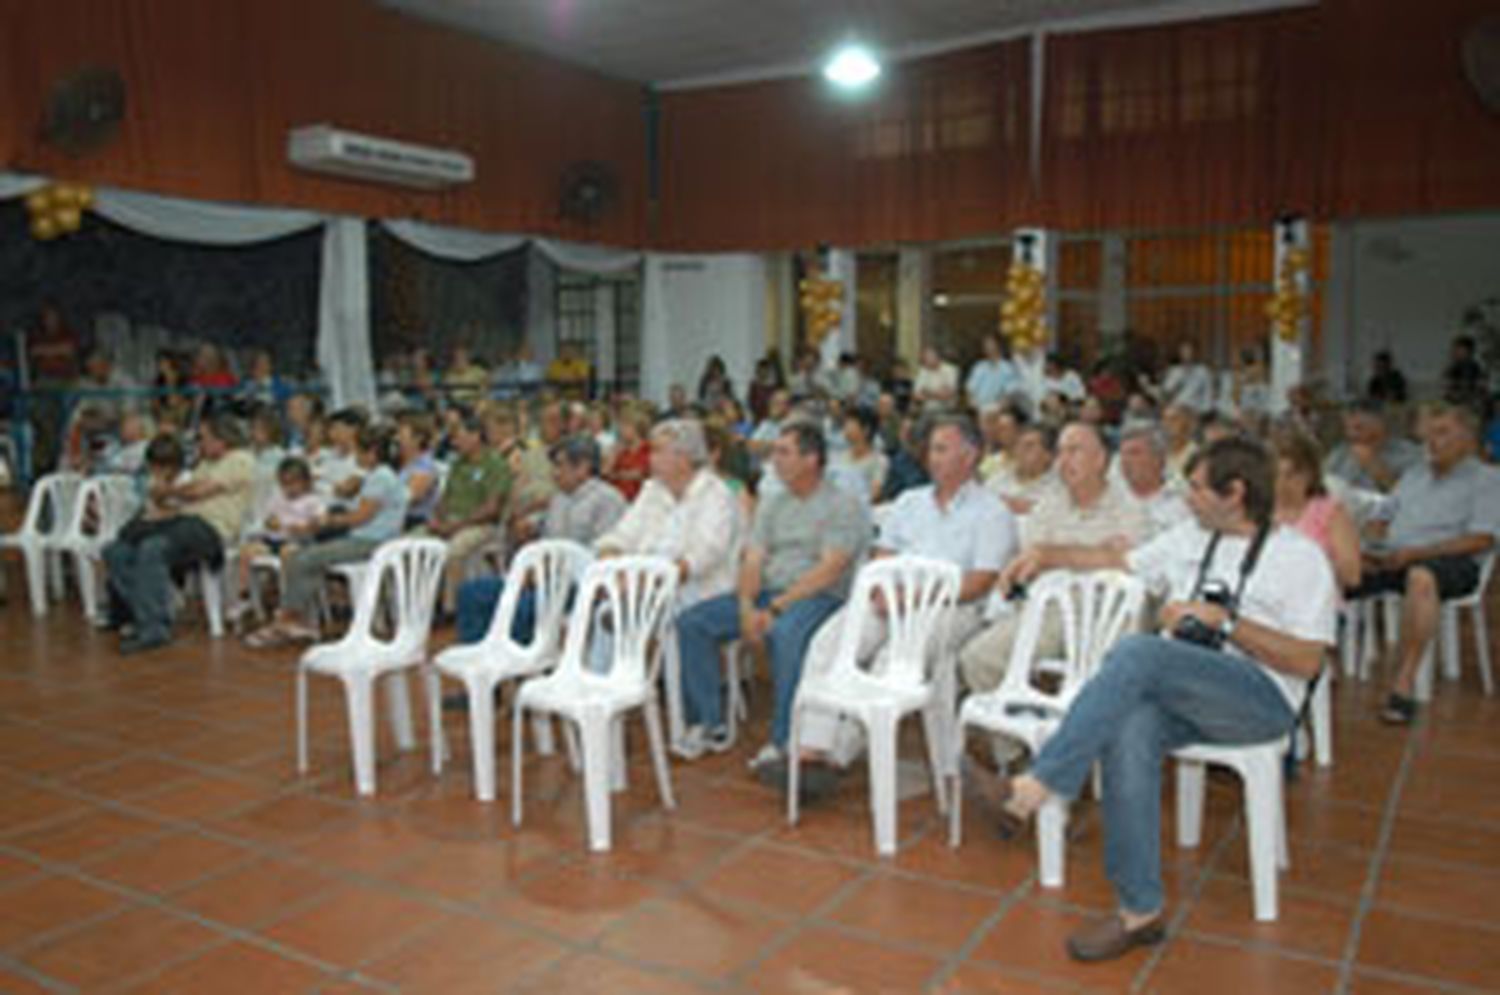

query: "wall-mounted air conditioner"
xmin=287 ymin=124 xmax=475 ymax=190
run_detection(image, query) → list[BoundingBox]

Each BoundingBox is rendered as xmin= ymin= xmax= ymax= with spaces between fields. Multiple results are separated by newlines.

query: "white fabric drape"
xmin=93 ymin=187 xmax=321 ymax=245
xmin=0 ymin=172 xmax=46 ymax=200
xmin=381 ymin=219 xmax=527 ymax=261
xmin=534 ymin=238 xmax=641 ymax=275
xmin=319 ymin=218 xmax=376 ymax=411
xmin=642 ymin=253 xmax=764 ymax=404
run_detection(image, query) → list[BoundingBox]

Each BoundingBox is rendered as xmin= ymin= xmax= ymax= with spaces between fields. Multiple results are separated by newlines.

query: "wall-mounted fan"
xmin=556 ymin=160 xmax=619 ymax=227
xmin=40 ymin=67 xmax=126 ymax=157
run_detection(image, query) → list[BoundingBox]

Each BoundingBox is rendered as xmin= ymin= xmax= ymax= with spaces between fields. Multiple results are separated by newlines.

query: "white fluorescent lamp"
xmin=823 ymin=44 xmax=882 ymax=89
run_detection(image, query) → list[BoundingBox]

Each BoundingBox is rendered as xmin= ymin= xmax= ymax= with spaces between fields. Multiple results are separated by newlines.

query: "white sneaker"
xmin=747 ymin=742 xmax=784 ymax=771
xmin=675 ymin=725 xmax=733 ymax=761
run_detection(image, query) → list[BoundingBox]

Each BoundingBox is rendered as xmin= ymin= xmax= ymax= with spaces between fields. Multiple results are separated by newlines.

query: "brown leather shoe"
xmin=1065 ymin=913 xmax=1166 ymax=962
xmin=963 ymin=764 xmax=1027 ymax=839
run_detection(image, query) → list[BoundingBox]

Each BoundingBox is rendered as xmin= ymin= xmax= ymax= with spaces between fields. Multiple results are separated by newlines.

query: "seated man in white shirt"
xmin=979 ymin=436 xmax=1336 ymax=963
xmin=759 ymin=414 xmax=1018 ymax=799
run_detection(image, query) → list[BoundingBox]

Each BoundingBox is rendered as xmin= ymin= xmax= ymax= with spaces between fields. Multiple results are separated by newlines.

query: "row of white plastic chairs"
xmin=291 ymin=535 xmax=1313 ymax=923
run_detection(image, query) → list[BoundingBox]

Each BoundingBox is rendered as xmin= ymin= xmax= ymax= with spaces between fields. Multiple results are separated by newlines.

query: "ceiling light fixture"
xmin=823 ymin=44 xmax=882 ymax=90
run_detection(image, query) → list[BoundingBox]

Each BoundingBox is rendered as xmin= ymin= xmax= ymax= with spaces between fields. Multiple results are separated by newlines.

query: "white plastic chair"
xmin=1438 ymin=552 xmax=1495 ymax=697
xmin=296 ymin=538 xmax=448 ymax=796
xmin=0 ymin=472 xmax=82 ymax=616
xmin=949 ymin=570 xmax=1146 ymax=886
xmin=428 ymin=539 xmax=593 ymax=801
xmin=49 ymin=475 xmax=138 ymax=623
xmin=788 ymin=555 xmax=961 ymax=857
xmin=1174 ymin=737 xmax=1291 ymax=922
xmin=1366 ymin=552 xmax=1494 ymax=701
xmin=511 ymin=555 xmax=679 ymax=852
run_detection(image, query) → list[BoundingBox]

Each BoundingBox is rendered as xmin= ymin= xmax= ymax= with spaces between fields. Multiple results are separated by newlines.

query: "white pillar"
xmin=1269 ymin=216 xmax=1310 ymax=415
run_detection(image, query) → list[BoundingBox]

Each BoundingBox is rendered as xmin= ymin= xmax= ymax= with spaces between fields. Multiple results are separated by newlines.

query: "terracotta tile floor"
xmin=1 ymin=545 xmax=1498 ymax=993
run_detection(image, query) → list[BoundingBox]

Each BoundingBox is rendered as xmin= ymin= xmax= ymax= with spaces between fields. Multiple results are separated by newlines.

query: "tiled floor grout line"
xmin=1126 ymin=816 xmax=1242 ymax=993
xmin=1331 ymin=716 xmax=1423 ymax=995
xmin=0 ymin=950 xmax=77 ymax=994
xmin=922 ymin=861 xmax=1040 ymax=992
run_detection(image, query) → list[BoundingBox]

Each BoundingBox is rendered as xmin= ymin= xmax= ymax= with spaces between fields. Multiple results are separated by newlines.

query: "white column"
xmin=1269 ymin=216 xmax=1310 ymax=415
xmin=896 ymin=247 xmax=930 ymax=363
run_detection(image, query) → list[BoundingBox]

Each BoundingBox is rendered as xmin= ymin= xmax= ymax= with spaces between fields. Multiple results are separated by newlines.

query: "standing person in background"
xmin=966 ymin=334 xmax=1021 ymax=412
xmin=1040 ymin=353 xmax=1087 ymax=405
xmin=833 ymin=407 xmax=889 ymax=505
xmin=1442 ymin=334 xmax=1487 ymax=406
xmin=1367 ymin=350 xmax=1408 ymax=406
xmin=914 ymin=345 xmax=960 ymax=413
xmin=697 ymin=355 xmax=735 ymax=409
xmin=1161 ymin=340 xmax=1214 ymax=413
xmin=444 ymin=344 xmax=488 ymax=406
xmin=240 ymin=349 xmax=291 ymax=408
xmin=27 ymin=303 xmax=79 ymax=383
xmin=747 ymin=356 xmax=783 ymax=423
xmin=546 ymin=342 xmax=592 ymax=400
xmin=152 ymin=351 xmax=194 ymax=431
xmin=192 ymin=343 xmax=238 ymax=394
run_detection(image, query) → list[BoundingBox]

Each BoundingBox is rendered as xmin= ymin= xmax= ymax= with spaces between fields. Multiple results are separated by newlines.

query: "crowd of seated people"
xmin=11 ymin=329 xmax=1499 ymax=966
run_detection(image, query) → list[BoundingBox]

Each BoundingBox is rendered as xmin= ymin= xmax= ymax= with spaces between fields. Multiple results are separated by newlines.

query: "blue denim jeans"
xmin=455 ymin=577 xmax=537 ymax=645
xmin=675 ymin=590 xmax=842 ymax=745
xmin=1030 ymin=633 xmax=1297 ymax=916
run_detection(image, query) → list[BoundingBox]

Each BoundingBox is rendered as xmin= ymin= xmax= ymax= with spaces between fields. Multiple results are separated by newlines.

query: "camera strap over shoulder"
xmin=1190 ymin=522 xmax=1271 ymax=621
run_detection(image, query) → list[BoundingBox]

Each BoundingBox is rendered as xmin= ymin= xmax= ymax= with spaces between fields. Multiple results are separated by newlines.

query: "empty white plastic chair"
xmin=296 ymin=538 xmax=448 ymax=796
xmin=787 ymin=555 xmax=961 ymax=856
xmin=0 ymin=472 xmax=82 ymax=616
xmin=428 ymin=539 xmax=593 ymax=801
xmin=511 ymin=555 xmax=679 ymax=852
xmin=1175 ymin=738 xmax=1291 ymax=921
xmin=48 ymin=474 xmax=138 ymax=623
xmin=950 ymin=570 xmax=1146 ymax=887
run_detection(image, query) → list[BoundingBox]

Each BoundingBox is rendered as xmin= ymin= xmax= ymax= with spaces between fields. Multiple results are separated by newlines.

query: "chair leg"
xmin=46 ymin=549 xmax=66 ymax=602
xmin=510 ymin=698 xmax=527 ymax=827
xmin=579 ymin=715 xmax=614 ymax=852
xmin=342 ymin=675 xmax=378 ymax=797
xmin=385 ymin=672 xmax=416 ymax=752
xmin=948 ymin=722 xmax=966 ymax=848
xmin=643 ymin=698 xmax=676 ymax=810
xmin=1441 ymin=606 xmax=1461 ymax=683
xmin=532 ymin=714 xmax=556 ymax=756
xmin=1175 ymin=760 xmax=1206 ymax=848
xmin=786 ymin=704 xmax=804 ymax=828
xmin=1037 ymin=797 xmax=1069 ymax=889
xmin=425 ymin=669 xmax=445 ymax=775
xmin=201 ymin=568 xmax=224 ymax=638
xmin=1242 ymin=754 xmax=1284 ymax=922
xmin=1473 ymin=605 xmax=1494 ymax=697
xmin=610 ymin=716 xmax=628 ymax=793
xmin=23 ymin=547 xmax=48 ymax=617
xmin=920 ymin=701 xmax=949 ymax=816
xmin=76 ymin=554 xmax=99 ymax=623
xmin=1311 ymin=674 xmax=1333 ymax=768
xmin=866 ymin=712 xmax=899 ymax=857
xmin=296 ymin=667 xmax=310 ymax=775
xmin=662 ymin=630 xmax=688 ymax=752
xmin=467 ymin=676 xmax=498 ymax=802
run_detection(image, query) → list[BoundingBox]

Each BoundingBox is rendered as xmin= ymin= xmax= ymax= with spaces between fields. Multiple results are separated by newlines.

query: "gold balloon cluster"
xmin=1265 ymin=246 xmax=1311 ymax=342
xmin=799 ymin=275 xmax=845 ymax=345
xmin=25 ymin=183 xmax=96 ymax=241
xmin=999 ymin=260 xmax=1047 ymax=352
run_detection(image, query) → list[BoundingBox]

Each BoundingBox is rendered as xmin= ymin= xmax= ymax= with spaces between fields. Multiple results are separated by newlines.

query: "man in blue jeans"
xmin=675 ymin=421 xmax=869 ymax=769
xmin=979 ymin=436 xmax=1337 ymax=963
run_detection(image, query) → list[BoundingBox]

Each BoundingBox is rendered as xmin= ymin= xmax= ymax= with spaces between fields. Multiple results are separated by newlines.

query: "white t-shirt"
xmin=1126 ymin=521 xmax=1338 ymax=709
xmin=1163 ymin=363 xmax=1215 ymax=412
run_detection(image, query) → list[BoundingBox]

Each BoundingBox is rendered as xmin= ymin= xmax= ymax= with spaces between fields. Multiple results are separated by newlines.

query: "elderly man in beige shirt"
xmin=958 ymin=421 xmax=1148 ymax=695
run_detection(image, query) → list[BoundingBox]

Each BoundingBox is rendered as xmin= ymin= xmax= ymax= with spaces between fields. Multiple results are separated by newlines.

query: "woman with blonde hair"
xmin=1273 ymin=428 xmax=1361 ymax=591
